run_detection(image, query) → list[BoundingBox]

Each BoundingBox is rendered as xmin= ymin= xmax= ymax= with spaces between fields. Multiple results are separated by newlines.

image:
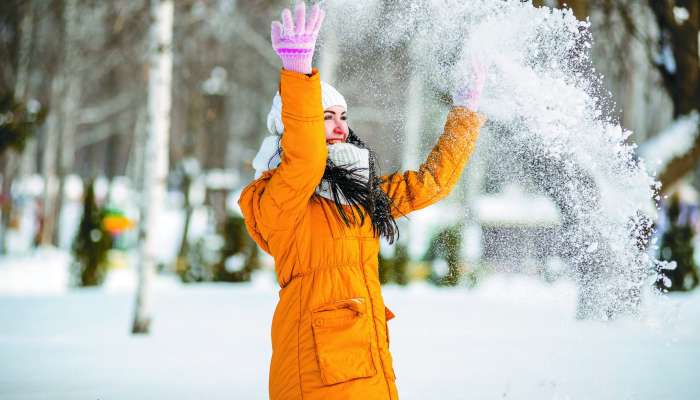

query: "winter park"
xmin=2 ymin=0 xmax=700 ymax=399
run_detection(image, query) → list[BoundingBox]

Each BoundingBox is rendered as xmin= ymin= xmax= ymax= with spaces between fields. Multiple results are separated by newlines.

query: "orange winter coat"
xmin=239 ymin=69 xmax=484 ymax=400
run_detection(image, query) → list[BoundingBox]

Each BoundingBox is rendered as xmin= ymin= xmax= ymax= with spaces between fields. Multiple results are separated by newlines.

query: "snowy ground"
xmin=1 ymin=251 xmax=699 ymax=400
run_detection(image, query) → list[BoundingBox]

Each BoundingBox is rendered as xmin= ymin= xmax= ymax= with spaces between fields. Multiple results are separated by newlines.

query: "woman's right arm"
xmin=259 ymin=69 xmax=327 ymax=229
xmin=239 ymin=2 xmax=327 ymax=239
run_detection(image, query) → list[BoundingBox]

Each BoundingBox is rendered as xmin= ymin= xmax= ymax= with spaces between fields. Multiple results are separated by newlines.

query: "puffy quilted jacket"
xmin=239 ymin=69 xmax=485 ymax=399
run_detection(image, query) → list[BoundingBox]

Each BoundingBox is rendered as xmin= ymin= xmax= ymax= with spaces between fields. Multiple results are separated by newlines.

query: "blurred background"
xmin=1 ymin=0 xmax=699 ymax=398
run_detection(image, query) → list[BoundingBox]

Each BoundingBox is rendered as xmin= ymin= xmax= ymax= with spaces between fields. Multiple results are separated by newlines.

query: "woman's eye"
xmin=341 ymin=116 xmax=347 ymax=121
xmin=324 ymin=115 xmax=332 ymax=120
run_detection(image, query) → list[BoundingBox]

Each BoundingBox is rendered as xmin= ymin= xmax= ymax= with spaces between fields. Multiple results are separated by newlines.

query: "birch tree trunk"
xmin=126 ymin=108 xmax=147 ymax=191
xmin=132 ymin=0 xmax=174 ymax=335
xmin=39 ymin=0 xmax=81 ymax=247
xmin=39 ymin=76 xmax=63 ymax=246
xmin=52 ymin=0 xmax=81 ymax=247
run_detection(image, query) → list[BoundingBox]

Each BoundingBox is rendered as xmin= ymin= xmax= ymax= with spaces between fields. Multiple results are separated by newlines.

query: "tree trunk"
xmin=647 ymin=0 xmax=700 ymax=192
xmin=132 ymin=0 xmax=174 ymax=335
xmin=176 ymin=182 xmax=192 ymax=275
xmin=1 ymin=0 xmax=35 ymax=254
xmin=52 ymin=0 xmax=81 ymax=248
xmin=126 ymin=108 xmax=147 ymax=191
xmin=0 ymin=153 xmax=18 ymax=254
xmin=533 ymin=0 xmax=560 ymax=8
xmin=648 ymin=0 xmax=700 ymax=117
xmin=38 ymin=0 xmax=82 ymax=247
xmin=658 ymin=132 xmax=700 ymax=194
xmin=39 ymin=76 xmax=63 ymax=246
xmin=557 ymin=0 xmax=590 ymax=20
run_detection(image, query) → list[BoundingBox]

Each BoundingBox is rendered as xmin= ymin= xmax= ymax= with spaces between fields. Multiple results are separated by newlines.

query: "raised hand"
xmin=271 ymin=2 xmax=325 ymax=75
xmin=453 ymin=57 xmax=487 ymax=111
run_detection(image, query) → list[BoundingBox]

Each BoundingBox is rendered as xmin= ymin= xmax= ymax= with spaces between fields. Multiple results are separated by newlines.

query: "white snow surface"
xmin=1 ymin=252 xmax=699 ymax=399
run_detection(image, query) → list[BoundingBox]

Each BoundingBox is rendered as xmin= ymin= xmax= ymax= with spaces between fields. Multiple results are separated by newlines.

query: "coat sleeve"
xmin=380 ymin=107 xmax=485 ymax=217
xmin=239 ymin=68 xmax=327 ymax=239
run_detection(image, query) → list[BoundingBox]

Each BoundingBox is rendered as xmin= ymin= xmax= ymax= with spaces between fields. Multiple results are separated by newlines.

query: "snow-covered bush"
xmin=71 ymin=180 xmax=112 ymax=287
xmin=656 ymin=191 xmax=699 ymax=292
xmin=425 ymin=225 xmax=464 ymax=286
xmin=213 ymin=214 xmax=260 ymax=282
xmin=177 ymin=214 xmax=259 ymax=283
xmin=378 ymin=243 xmax=409 ymax=285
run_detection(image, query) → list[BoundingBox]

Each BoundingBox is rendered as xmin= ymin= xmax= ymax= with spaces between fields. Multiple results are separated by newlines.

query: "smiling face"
xmin=324 ymin=105 xmax=349 ymax=144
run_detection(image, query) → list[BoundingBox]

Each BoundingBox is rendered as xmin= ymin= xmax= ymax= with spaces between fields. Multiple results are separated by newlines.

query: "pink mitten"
xmin=453 ymin=58 xmax=487 ymax=111
xmin=271 ymin=2 xmax=325 ymax=74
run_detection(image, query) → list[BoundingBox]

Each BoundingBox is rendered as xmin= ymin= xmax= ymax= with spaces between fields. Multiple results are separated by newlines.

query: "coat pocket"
xmin=311 ymin=297 xmax=377 ymax=385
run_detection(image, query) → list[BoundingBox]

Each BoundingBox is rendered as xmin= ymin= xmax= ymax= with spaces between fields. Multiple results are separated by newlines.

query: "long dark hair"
xmin=271 ymin=129 xmax=400 ymax=243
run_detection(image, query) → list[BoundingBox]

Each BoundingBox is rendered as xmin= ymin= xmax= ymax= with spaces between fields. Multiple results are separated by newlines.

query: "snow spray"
xmin=320 ymin=0 xmax=670 ymax=319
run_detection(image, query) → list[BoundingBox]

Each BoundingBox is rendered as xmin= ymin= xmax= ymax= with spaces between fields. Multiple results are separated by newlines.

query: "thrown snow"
xmin=323 ymin=0 xmax=661 ymax=319
xmin=474 ymin=184 xmax=561 ymax=226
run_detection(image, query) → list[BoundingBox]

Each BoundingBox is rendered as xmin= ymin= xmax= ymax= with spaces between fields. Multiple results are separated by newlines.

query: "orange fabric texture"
xmin=239 ymin=69 xmax=485 ymax=399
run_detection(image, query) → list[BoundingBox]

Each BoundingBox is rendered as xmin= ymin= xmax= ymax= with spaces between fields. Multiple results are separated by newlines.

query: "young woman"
xmin=239 ymin=3 xmax=486 ymax=399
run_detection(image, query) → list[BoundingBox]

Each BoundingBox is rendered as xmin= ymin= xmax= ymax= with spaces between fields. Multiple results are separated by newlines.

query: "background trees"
xmin=0 ymin=0 xmax=698 ymax=327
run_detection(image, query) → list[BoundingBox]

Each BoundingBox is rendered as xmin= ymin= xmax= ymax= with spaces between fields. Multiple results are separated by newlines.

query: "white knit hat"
xmin=266 ymin=81 xmax=348 ymax=135
xmin=255 ymin=82 xmax=349 ymax=178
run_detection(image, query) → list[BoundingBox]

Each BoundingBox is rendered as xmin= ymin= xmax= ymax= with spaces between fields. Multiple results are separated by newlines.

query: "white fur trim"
xmin=252 ymin=136 xmax=281 ymax=179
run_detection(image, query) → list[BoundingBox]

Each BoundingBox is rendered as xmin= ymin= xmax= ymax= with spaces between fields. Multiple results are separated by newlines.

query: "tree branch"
xmin=658 ymin=125 xmax=700 ymax=193
xmin=78 ymin=92 xmax=136 ymax=125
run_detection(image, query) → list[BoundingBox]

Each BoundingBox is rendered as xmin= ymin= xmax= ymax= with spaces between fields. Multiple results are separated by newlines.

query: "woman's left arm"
xmin=380 ymin=58 xmax=487 ymax=217
xmin=380 ymin=107 xmax=485 ymax=217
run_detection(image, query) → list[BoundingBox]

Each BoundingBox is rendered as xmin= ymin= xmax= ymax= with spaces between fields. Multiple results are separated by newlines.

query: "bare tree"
xmin=51 ymin=0 xmax=82 ymax=245
xmin=38 ymin=0 xmax=82 ymax=246
xmin=547 ymin=0 xmax=700 ymax=193
xmin=40 ymin=72 xmax=63 ymax=246
xmin=17 ymin=0 xmax=39 ymax=179
xmin=646 ymin=0 xmax=700 ymax=192
xmin=0 ymin=0 xmax=36 ymax=253
xmin=132 ymin=0 xmax=174 ymax=335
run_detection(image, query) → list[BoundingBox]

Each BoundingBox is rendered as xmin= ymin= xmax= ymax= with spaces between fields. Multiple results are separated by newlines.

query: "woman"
xmin=239 ymin=3 xmax=486 ymax=399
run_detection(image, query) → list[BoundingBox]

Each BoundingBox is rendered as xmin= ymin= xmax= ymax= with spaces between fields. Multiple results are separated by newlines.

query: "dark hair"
xmin=270 ymin=129 xmax=400 ymax=243
xmin=327 ymin=129 xmax=400 ymax=243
